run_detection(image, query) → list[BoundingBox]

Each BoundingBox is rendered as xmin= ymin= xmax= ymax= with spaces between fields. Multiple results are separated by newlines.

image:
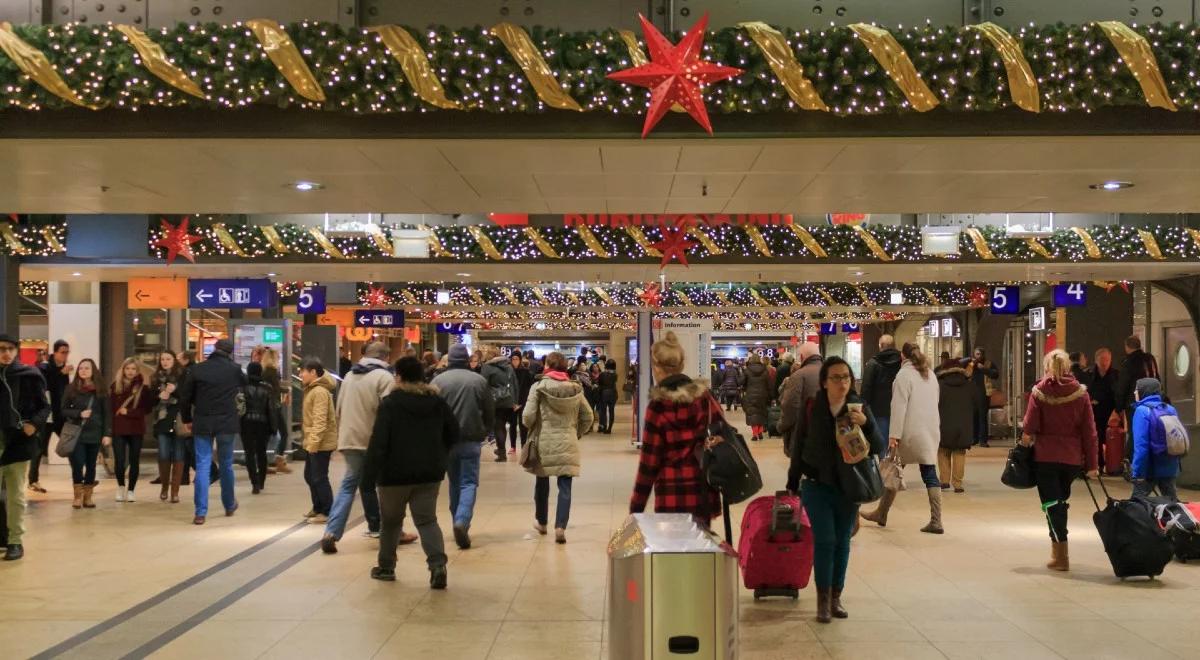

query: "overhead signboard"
xmin=188 ymin=278 xmax=273 ymax=309
xmin=435 ymin=323 xmax=471 ymax=334
xmin=1053 ymin=283 xmax=1088 ymax=307
xmin=841 ymin=322 xmax=861 ymax=333
xmin=296 ymin=285 xmax=327 ymax=314
xmin=989 ymin=285 xmax=1020 ymax=315
xmin=128 ymin=278 xmax=188 ymax=309
xmin=819 ymin=323 xmax=838 ymax=335
xmin=354 ymin=310 xmax=404 ymax=328
xmin=927 ymin=319 xmax=940 ymax=337
xmin=941 ymin=318 xmax=955 ymax=337
xmin=1029 ymin=306 xmax=1047 ymax=331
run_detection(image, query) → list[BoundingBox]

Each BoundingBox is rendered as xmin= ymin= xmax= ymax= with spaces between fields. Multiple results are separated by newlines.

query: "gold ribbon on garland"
xmin=750 ymin=288 xmax=769 ymax=306
xmin=490 ymin=22 xmax=583 ymax=111
xmin=853 ymin=285 xmax=872 ymax=306
xmin=366 ymin=25 xmax=462 ymax=109
xmin=0 ymin=22 xmax=94 ymax=108
xmin=922 ymin=287 xmax=941 ymax=305
xmin=523 ymin=227 xmax=561 ymax=258
xmin=501 ymin=287 xmax=519 ymax=305
xmin=1137 ymin=229 xmax=1166 ymax=260
xmin=259 ymin=226 xmax=289 ymax=254
xmin=789 ymin=224 xmax=828 ymax=258
xmin=469 ymin=288 xmax=485 ymax=306
xmin=967 ymin=23 xmax=1039 ymax=112
xmin=306 ymin=227 xmax=346 ymax=259
xmin=400 ymin=289 xmax=419 ymax=306
xmin=575 ymin=226 xmax=611 ymax=258
xmin=245 ymin=19 xmax=326 ymax=103
xmin=688 ymin=227 xmax=724 ymax=255
xmin=115 ymin=25 xmax=205 ymax=100
xmin=852 ymin=225 xmax=893 ymax=261
xmin=0 ymin=222 xmax=28 ymax=255
xmin=676 ymin=291 xmax=694 ymax=306
xmin=965 ymin=227 xmax=996 ymax=260
xmin=783 ymin=286 xmax=801 ymax=306
xmin=41 ymin=227 xmax=65 ymax=253
xmin=422 ymin=226 xmax=454 ymax=258
xmin=625 ymin=226 xmax=662 ymax=257
xmin=468 ymin=226 xmax=504 ymax=260
xmin=715 ymin=291 xmax=732 ymax=306
xmin=1188 ymin=228 xmax=1200 ymax=252
xmin=848 ymin=23 xmax=938 ymax=111
xmin=567 ymin=292 xmax=581 ymax=306
xmin=744 ymin=226 xmax=774 ymax=257
xmin=1070 ymin=226 xmax=1102 ymax=259
xmin=369 ymin=231 xmax=394 ymax=256
xmin=212 ymin=223 xmax=247 ymax=257
xmin=738 ymin=22 xmax=828 ymax=111
xmin=1025 ymin=237 xmax=1053 ymax=259
xmin=592 ymin=286 xmax=614 ymax=305
xmin=817 ymin=288 xmax=835 ymax=306
xmin=532 ymin=288 xmax=551 ymax=306
xmin=1096 ymin=22 xmax=1177 ymax=112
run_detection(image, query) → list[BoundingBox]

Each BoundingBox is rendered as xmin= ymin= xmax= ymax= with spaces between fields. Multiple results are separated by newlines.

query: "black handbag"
xmin=837 ymin=454 xmax=883 ymax=504
xmin=1001 ymin=444 xmax=1038 ymax=489
xmin=697 ymin=395 xmax=763 ymax=505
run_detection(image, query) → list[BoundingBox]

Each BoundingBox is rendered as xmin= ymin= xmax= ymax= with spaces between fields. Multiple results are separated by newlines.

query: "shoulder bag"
xmin=54 ymin=395 xmax=92 ymax=457
xmin=1001 ymin=443 xmax=1038 ymax=489
xmin=697 ymin=393 xmax=763 ymax=505
xmin=519 ymin=390 xmax=542 ymax=473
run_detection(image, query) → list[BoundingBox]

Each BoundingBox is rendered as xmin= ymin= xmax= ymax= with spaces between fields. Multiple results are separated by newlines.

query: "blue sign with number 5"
xmin=296 ymin=286 xmax=326 ymax=314
xmin=990 ymin=285 xmax=1020 ymax=315
xmin=1053 ymin=283 xmax=1087 ymax=307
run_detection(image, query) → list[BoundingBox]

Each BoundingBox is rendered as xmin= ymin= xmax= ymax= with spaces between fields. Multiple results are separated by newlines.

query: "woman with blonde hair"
xmin=261 ymin=346 xmax=292 ymax=476
xmin=1020 ymin=349 xmax=1099 ymax=571
xmin=109 ymin=358 xmax=153 ymax=502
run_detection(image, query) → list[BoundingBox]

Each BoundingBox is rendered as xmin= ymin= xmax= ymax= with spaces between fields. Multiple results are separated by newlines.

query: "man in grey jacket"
xmin=431 ymin=343 xmax=494 ymax=550
xmin=322 ymin=342 xmax=415 ymax=554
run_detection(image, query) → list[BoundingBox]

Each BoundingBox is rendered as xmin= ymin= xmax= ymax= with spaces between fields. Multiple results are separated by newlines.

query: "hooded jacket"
xmin=630 ymin=374 xmax=721 ymax=519
xmin=779 ymin=354 xmax=823 ymax=455
xmin=363 ymin=381 xmax=459 ymax=486
xmin=523 ymin=372 xmax=593 ymax=477
xmin=861 ymin=348 xmax=902 ymax=417
xmin=717 ymin=365 xmax=741 ymax=395
xmin=431 ymin=360 xmax=495 ymax=443
xmin=110 ymin=374 xmax=155 ymax=437
xmin=774 ymin=356 xmax=794 ymax=399
xmin=936 ymin=366 xmax=975 ymax=451
xmin=335 ymin=357 xmax=394 ymax=452
xmin=178 ymin=349 xmax=247 ymax=436
xmin=1116 ymin=349 xmax=1160 ymax=412
xmin=740 ymin=358 xmax=774 ymax=425
xmin=1131 ymin=394 xmax=1182 ymax=480
xmin=480 ymin=355 xmax=519 ymax=410
xmin=0 ymin=359 xmax=49 ymax=465
xmin=1021 ymin=375 xmax=1098 ymax=470
xmin=301 ymin=373 xmax=339 ymax=453
xmin=787 ymin=389 xmax=884 ymax=492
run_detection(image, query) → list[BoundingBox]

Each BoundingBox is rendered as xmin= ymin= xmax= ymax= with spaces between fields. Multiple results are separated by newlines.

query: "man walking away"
xmin=1115 ymin=335 xmax=1160 ymax=465
xmin=431 ymin=344 xmax=493 ymax=550
xmin=322 ymin=341 xmax=416 ymax=554
xmin=0 ymin=334 xmax=50 ymax=560
xmin=177 ymin=338 xmax=246 ymax=525
xmin=364 ymin=357 xmax=459 ymax=587
xmin=780 ymin=342 xmax=823 ymax=468
xmin=860 ymin=334 xmax=902 ymax=443
xmin=30 ymin=339 xmax=70 ymax=494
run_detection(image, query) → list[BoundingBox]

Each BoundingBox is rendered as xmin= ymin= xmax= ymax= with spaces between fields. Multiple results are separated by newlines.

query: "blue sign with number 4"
xmin=990 ymin=285 xmax=1020 ymax=315
xmin=1053 ymin=283 xmax=1087 ymax=307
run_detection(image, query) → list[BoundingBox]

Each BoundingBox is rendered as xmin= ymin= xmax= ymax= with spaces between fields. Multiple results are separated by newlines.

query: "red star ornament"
xmin=364 ymin=285 xmax=389 ymax=307
xmin=607 ymin=13 xmax=743 ymax=137
xmin=638 ymin=283 xmax=664 ymax=308
xmin=152 ymin=217 xmax=203 ymax=265
xmin=650 ymin=227 xmax=698 ymax=268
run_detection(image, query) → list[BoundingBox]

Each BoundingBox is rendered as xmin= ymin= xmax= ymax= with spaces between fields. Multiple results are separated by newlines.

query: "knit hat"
xmin=0 ymin=333 xmax=17 ymax=348
xmin=363 ymin=341 xmax=391 ymax=360
xmin=448 ymin=343 xmax=470 ymax=365
xmin=213 ymin=338 xmax=234 ymax=355
xmin=247 ymin=362 xmax=263 ymax=379
xmin=1136 ymin=377 xmax=1162 ymax=399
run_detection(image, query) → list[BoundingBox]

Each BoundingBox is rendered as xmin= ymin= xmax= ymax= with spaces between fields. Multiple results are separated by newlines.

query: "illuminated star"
xmin=152 ymin=217 xmax=202 ymax=265
xmin=638 ymin=282 xmax=664 ymax=308
xmin=650 ymin=227 xmax=698 ymax=268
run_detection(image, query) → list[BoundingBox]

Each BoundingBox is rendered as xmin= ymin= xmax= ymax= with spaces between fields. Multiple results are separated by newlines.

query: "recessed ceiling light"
xmin=1089 ymin=180 xmax=1133 ymax=191
xmin=288 ymin=181 xmax=323 ymax=192
xmin=456 ymin=272 xmax=472 ymax=277
xmin=267 ymin=272 xmax=277 ymax=277
xmin=854 ymin=271 xmax=864 ymax=276
xmin=71 ymin=272 xmax=82 ymax=277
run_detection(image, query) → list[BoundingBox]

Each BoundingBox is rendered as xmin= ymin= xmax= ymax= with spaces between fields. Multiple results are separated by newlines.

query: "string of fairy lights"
xmin=7 ymin=21 xmax=1200 ymax=115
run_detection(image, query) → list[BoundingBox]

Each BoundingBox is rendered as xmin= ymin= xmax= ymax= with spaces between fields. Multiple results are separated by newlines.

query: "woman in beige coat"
xmin=522 ymin=351 xmax=593 ymax=544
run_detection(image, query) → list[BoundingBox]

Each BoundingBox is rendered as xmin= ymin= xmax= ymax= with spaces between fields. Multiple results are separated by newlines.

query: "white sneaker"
xmin=126 ymin=490 xmax=136 ymax=503
xmin=533 ymin=521 xmax=547 ymax=535
xmin=362 ymin=529 xmax=381 ymax=539
xmin=115 ymin=487 xmax=126 ymax=502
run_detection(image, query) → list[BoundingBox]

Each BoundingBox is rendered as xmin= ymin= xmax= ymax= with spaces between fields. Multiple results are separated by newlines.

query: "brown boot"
xmin=831 ymin=588 xmax=848 ymax=619
xmin=274 ymin=455 xmax=292 ymax=474
xmin=170 ymin=461 xmax=183 ymax=503
xmin=920 ymin=488 xmax=945 ymax=534
xmin=82 ymin=485 xmax=95 ymax=508
xmin=1047 ymin=541 xmax=1070 ymax=571
xmin=815 ymin=587 xmax=832 ymax=624
xmin=72 ymin=484 xmax=83 ymax=509
xmin=860 ymin=488 xmax=897 ymax=527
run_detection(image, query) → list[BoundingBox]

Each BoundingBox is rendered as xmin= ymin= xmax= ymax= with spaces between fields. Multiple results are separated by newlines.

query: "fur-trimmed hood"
xmin=394 ymin=381 xmax=439 ymax=397
xmin=1032 ymin=376 xmax=1088 ymax=405
xmin=935 ymin=366 xmax=971 ymax=387
xmin=649 ymin=373 xmax=710 ymax=405
xmin=382 ymin=380 xmax=447 ymax=418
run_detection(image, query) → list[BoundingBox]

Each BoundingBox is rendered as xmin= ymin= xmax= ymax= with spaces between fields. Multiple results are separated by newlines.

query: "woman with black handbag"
xmin=61 ymin=359 xmax=109 ymax=510
xmin=788 ymin=357 xmax=885 ymax=624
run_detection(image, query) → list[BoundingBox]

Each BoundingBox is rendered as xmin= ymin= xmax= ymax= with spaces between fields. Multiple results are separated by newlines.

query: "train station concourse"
xmin=4 ymin=1 xmax=1200 ymax=659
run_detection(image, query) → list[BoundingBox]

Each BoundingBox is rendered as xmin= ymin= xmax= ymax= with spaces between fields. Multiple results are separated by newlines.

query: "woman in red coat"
xmin=629 ymin=331 xmax=722 ymax=526
xmin=109 ymin=358 xmax=154 ymax=503
xmin=1020 ymin=349 xmax=1099 ymax=572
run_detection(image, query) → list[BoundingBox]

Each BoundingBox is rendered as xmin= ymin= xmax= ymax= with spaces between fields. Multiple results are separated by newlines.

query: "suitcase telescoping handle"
xmin=770 ymin=490 xmax=802 ymax=541
xmin=1082 ymin=472 xmax=1111 ymax=512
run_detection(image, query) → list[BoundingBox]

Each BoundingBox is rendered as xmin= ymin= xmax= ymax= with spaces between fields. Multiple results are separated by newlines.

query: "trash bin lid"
xmin=607 ymin=513 xmax=729 ymax=558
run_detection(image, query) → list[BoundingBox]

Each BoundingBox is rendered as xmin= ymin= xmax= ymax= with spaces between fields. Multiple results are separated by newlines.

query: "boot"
xmin=170 ymin=461 xmax=183 ymax=503
xmin=815 ymin=587 xmax=832 ymax=624
xmin=72 ymin=484 xmax=83 ymax=509
xmin=830 ymin=589 xmax=848 ymax=619
xmin=860 ymin=488 xmax=897 ymax=527
xmin=82 ymin=485 xmax=95 ymax=508
xmin=920 ymin=487 xmax=944 ymax=534
xmin=274 ymin=455 xmax=292 ymax=474
xmin=1047 ymin=541 xmax=1070 ymax=571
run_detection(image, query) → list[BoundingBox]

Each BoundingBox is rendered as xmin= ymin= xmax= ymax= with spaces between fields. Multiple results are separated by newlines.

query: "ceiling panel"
xmin=441 ymin=143 xmax=603 ymax=173
xmin=670 ymin=173 xmax=745 ymax=198
xmin=732 ymin=173 xmax=817 ymax=199
xmin=600 ymin=145 xmax=680 ymax=172
xmin=824 ymin=143 xmax=927 ymax=172
xmin=461 ymin=172 xmax=540 ymax=198
xmin=677 ymin=145 xmax=763 ymax=172
xmin=665 ymin=197 xmax=730 ymax=213
xmin=356 ymin=143 xmax=456 ymax=172
xmin=751 ymin=143 xmax=844 ymax=172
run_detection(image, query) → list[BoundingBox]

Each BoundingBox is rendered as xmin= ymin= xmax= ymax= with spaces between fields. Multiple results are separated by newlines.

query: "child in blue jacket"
xmin=1131 ymin=378 xmax=1181 ymax=501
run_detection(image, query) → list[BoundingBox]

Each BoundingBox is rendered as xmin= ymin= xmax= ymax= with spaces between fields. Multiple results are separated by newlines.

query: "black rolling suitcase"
xmin=1156 ymin=501 xmax=1200 ymax=563
xmin=1085 ymin=476 xmax=1174 ymax=579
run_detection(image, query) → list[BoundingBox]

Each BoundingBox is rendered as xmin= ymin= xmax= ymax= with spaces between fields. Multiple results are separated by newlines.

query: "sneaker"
xmin=321 ymin=534 xmax=338 ymax=554
xmin=4 ymin=544 xmax=24 ymax=561
xmin=940 ymin=483 xmax=951 ymax=491
xmin=28 ymin=482 xmax=46 ymax=494
xmin=362 ymin=529 xmax=381 ymax=539
xmin=309 ymin=514 xmax=328 ymax=524
xmin=126 ymin=490 xmax=137 ymax=503
xmin=555 ymin=528 xmax=567 ymax=545
xmin=303 ymin=509 xmax=317 ymax=519
xmin=430 ymin=566 xmax=448 ymax=590
xmin=533 ymin=521 xmax=548 ymax=535
xmin=370 ymin=566 xmax=396 ymax=582
xmin=115 ymin=487 xmax=126 ymax=503
xmin=453 ymin=525 xmax=471 ymax=550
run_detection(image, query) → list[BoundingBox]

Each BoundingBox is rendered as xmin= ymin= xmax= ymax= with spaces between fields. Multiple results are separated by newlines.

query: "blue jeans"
xmin=918 ymin=463 xmax=940 ymax=489
xmin=801 ymin=479 xmax=858 ymax=590
xmin=70 ymin=442 xmax=100 ymax=484
xmin=325 ymin=450 xmax=381 ymax=539
xmin=158 ymin=433 xmax=185 ymax=463
xmin=535 ymin=476 xmax=573 ymax=529
xmin=874 ymin=416 xmax=891 ymax=447
xmin=447 ymin=441 xmax=481 ymax=528
xmin=193 ymin=434 xmax=238 ymax=517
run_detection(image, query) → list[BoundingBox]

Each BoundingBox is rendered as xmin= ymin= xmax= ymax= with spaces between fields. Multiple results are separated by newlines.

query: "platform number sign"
xmin=296 ymin=286 xmax=326 ymax=314
xmin=989 ymin=285 xmax=1020 ymax=315
xmin=1053 ymin=283 xmax=1088 ymax=307
xmin=818 ymin=323 xmax=839 ymax=335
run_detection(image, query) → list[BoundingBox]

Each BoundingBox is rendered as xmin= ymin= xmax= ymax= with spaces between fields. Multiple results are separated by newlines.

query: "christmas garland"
xmin=3 ymin=19 xmax=1200 ymax=116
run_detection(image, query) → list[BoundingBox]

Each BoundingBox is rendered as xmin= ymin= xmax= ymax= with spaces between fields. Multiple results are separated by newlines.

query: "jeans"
xmin=241 ymin=423 xmax=270 ymax=490
xmin=325 ymin=449 xmax=382 ymax=539
xmin=447 ymin=441 xmax=481 ymax=528
xmin=193 ymin=434 xmax=238 ymax=517
xmin=917 ymin=463 xmax=940 ymax=489
xmin=534 ymin=475 xmax=573 ymax=529
xmin=70 ymin=442 xmax=100 ymax=484
xmin=304 ymin=449 xmax=333 ymax=516
xmin=157 ymin=432 xmax=186 ymax=463
xmin=1133 ymin=478 xmax=1179 ymax=502
xmin=1035 ymin=462 xmax=1079 ymax=542
xmin=801 ymin=479 xmax=858 ymax=590
xmin=598 ymin=399 xmax=616 ymax=431
xmin=874 ymin=416 xmax=891 ymax=446
xmin=377 ymin=482 xmax=446 ymax=571
xmin=973 ymin=403 xmax=989 ymax=444
xmin=937 ymin=448 xmax=967 ymax=489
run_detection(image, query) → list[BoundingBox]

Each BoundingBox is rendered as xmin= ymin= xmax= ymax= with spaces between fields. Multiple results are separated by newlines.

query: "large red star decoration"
xmin=968 ymin=286 xmax=989 ymax=308
xmin=638 ymin=283 xmax=664 ymax=308
xmin=606 ymin=13 xmax=742 ymax=137
xmin=152 ymin=217 xmax=202 ymax=265
xmin=650 ymin=227 xmax=698 ymax=268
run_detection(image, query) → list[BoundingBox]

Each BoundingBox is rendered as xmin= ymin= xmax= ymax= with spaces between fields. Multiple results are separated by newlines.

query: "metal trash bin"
xmin=607 ymin=514 xmax=738 ymax=659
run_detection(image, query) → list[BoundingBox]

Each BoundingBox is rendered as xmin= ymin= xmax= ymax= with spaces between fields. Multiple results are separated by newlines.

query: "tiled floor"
xmin=2 ymin=405 xmax=1198 ymax=659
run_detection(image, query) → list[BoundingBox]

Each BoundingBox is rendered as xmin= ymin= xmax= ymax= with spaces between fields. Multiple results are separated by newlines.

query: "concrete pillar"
xmin=609 ymin=329 xmax=628 ymax=402
xmin=48 ymin=281 xmax=101 ymax=367
xmin=100 ymin=282 xmax=130 ymax=371
xmin=166 ymin=309 xmax=186 ymax=352
xmin=0 ymin=254 xmax=17 ymax=333
xmin=635 ymin=312 xmax=652 ymax=446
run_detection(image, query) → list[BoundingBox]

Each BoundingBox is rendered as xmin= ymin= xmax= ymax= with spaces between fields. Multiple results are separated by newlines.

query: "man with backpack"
xmin=860 ymin=334 xmax=902 ymax=443
xmin=1130 ymin=378 xmax=1185 ymax=501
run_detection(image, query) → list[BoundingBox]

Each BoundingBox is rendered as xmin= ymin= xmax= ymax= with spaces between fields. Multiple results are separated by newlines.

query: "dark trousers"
xmin=378 ymin=482 xmax=446 ymax=571
xmin=113 ymin=434 xmax=143 ymax=489
xmin=241 ymin=426 xmax=270 ymax=489
xmin=304 ymin=450 xmax=333 ymax=515
xmin=972 ymin=403 xmax=989 ymax=444
xmin=534 ymin=475 xmax=573 ymax=529
xmin=494 ymin=408 xmax=514 ymax=456
xmin=598 ymin=397 xmax=616 ymax=431
xmin=801 ymin=479 xmax=858 ymax=590
xmin=69 ymin=442 xmax=100 ymax=485
xmin=1133 ymin=478 xmax=1179 ymax=502
xmin=1035 ymin=462 xmax=1079 ymax=542
xmin=28 ymin=422 xmax=56 ymax=484
xmin=506 ymin=407 xmax=527 ymax=450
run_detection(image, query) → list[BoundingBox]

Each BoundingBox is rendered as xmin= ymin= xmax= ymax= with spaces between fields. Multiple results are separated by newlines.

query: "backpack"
xmin=488 ymin=367 xmax=515 ymax=408
xmin=1148 ymin=402 xmax=1190 ymax=457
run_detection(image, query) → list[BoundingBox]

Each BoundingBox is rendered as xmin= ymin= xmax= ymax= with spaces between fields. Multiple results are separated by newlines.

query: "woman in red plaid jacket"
xmin=629 ymin=332 xmax=722 ymax=525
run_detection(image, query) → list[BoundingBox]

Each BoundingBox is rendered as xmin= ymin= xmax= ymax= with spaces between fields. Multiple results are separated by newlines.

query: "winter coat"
xmin=963 ymin=358 xmax=999 ymax=407
xmin=363 ymin=382 xmax=459 ymax=487
xmin=1131 ymin=394 xmax=1182 ymax=480
xmin=787 ymin=390 xmax=884 ymax=493
xmin=335 ymin=357 xmax=394 ymax=452
xmin=523 ymin=373 xmax=592 ymax=478
xmin=0 ymin=359 xmax=49 ymax=465
xmin=150 ymin=369 xmax=183 ymax=436
xmin=740 ymin=360 xmax=774 ymax=426
xmin=890 ymin=361 xmax=941 ymax=465
xmin=431 ymin=363 xmax=495 ymax=443
xmin=861 ymin=348 xmax=902 ymax=419
xmin=39 ymin=359 xmax=71 ymax=433
xmin=301 ymin=373 xmax=338 ymax=453
xmin=480 ymin=356 xmax=519 ymax=410
xmin=61 ymin=385 xmax=109 ymax=446
xmin=178 ymin=349 xmax=247 ymax=436
xmin=1088 ymin=365 xmax=1120 ymax=428
xmin=717 ymin=367 xmax=741 ymax=396
xmin=1116 ymin=349 xmax=1160 ymax=412
xmin=630 ymin=374 xmax=721 ymax=519
xmin=598 ymin=368 xmax=619 ymax=404
xmin=936 ymin=366 xmax=974 ymax=451
xmin=241 ymin=377 xmax=278 ymax=436
xmin=779 ymin=354 xmax=823 ymax=454
xmin=109 ymin=374 xmax=154 ymax=437
xmin=1021 ymin=375 xmax=1098 ymax=471
xmin=514 ymin=365 xmax=535 ymax=406
xmin=774 ymin=359 xmax=793 ymax=399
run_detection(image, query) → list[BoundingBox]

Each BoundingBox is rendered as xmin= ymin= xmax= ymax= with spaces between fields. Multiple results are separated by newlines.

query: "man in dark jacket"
xmin=431 ymin=343 xmax=493 ymax=549
xmin=962 ymin=348 xmax=999 ymax=447
xmin=365 ymin=356 xmax=459 ymax=587
xmin=1115 ymin=335 xmax=1159 ymax=420
xmin=0 ymin=334 xmax=49 ymax=560
xmin=1088 ymin=348 xmax=1120 ymax=469
xmin=30 ymin=339 xmax=71 ymax=493
xmin=177 ymin=338 xmax=247 ymax=524
xmin=480 ymin=346 xmax=519 ymax=462
xmin=860 ymin=334 xmax=901 ymax=443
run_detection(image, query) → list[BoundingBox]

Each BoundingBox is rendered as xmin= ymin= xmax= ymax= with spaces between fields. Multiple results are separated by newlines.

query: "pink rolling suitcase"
xmin=738 ymin=491 xmax=813 ymax=599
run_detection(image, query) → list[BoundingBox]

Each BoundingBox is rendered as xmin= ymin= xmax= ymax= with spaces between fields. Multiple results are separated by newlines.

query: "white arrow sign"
xmin=358 ymin=314 xmax=371 ymax=325
xmin=194 ymin=289 xmax=213 ymax=303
